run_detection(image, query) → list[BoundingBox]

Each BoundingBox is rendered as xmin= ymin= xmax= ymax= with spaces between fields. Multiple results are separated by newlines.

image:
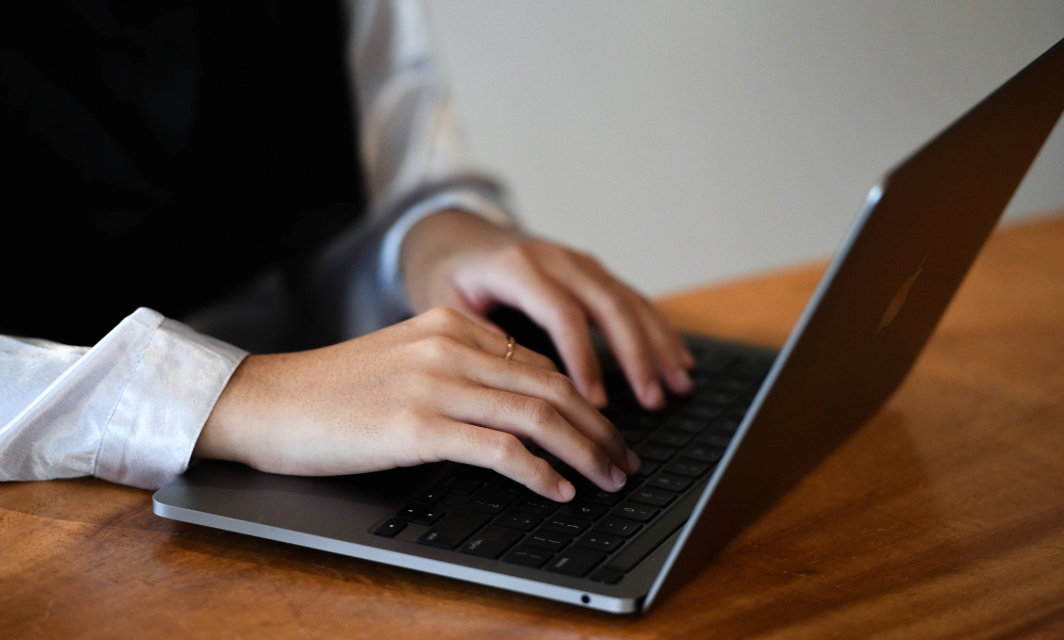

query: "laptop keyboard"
xmin=371 ymin=343 xmax=773 ymax=585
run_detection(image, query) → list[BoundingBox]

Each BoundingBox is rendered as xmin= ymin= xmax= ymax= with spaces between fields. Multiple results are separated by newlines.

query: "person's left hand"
xmin=401 ymin=210 xmax=695 ymax=410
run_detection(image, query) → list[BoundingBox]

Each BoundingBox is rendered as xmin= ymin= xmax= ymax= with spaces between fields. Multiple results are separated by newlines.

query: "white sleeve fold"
xmin=0 ymin=308 xmax=247 ymax=489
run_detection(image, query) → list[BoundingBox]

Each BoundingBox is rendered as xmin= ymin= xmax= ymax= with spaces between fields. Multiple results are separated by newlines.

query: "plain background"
xmin=424 ymin=1 xmax=1064 ymax=296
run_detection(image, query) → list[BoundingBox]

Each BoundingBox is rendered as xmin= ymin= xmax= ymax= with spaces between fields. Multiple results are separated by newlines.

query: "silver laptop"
xmin=154 ymin=38 xmax=1064 ymax=614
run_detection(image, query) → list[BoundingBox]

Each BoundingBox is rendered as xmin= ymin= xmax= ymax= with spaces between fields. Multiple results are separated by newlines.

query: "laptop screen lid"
xmin=644 ymin=37 xmax=1064 ymax=610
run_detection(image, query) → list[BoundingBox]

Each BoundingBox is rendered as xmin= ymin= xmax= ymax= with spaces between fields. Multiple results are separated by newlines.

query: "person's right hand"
xmin=193 ymin=307 xmax=642 ymax=502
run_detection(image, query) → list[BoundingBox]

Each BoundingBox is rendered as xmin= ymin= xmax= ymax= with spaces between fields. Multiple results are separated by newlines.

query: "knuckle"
xmin=521 ymin=396 xmax=558 ymax=430
xmin=425 ymin=306 xmax=464 ymax=332
xmin=486 ymin=432 xmax=523 ymax=467
xmin=419 ymin=334 xmax=459 ymax=363
xmin=546 ymin=371 xmax=578 ymax=401
xmin=501 ymin=242 xmax=536 ymax=267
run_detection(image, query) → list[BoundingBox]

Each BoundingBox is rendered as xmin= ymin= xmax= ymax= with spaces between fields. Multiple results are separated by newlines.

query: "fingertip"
xmin=682 ymin=348 xmax=696 ymax=369
xmin=670 ymin=368 xmax=693 ymax=395
xmin=558 ymin=479 xmax=576 ymax=501
xmin=642 ymin=381 xmax=665 ymax=409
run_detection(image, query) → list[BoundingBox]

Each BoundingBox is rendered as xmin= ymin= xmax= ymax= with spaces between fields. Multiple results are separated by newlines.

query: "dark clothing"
xmin=1 ymin=0 xmax=367 ymax=345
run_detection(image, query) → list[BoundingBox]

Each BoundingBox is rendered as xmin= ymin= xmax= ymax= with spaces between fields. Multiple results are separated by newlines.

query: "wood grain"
xmin=3 ymin=215 xmax=1064 ymax=639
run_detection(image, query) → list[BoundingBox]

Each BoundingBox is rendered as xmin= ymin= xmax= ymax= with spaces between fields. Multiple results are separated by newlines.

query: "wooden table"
xmin=3 ymin=215 xmax=1063 ymax=639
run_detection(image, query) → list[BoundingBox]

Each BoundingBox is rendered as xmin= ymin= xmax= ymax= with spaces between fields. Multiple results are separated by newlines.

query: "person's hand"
xmin=402 ymin=210 xmax=695 ymax=410
xmin=194 ymin=308 xmax=641 ymax=501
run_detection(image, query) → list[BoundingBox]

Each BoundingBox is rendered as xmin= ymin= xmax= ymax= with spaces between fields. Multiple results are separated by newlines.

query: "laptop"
xmin=153 ymin=37 xmax=1064 ymax=614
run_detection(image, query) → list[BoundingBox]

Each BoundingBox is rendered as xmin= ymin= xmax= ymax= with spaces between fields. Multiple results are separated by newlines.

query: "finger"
xmin=455 ymin=349 xmax=639 ymax=474
xmin=577 ymin=256 xmax=696 ymax=370
xmin=443 ymin=383 xmax=629 ymax=493
xmin=464 ymin=323 xmax=560 ymax=374
xmin=422 ymin=417 xmax=575 ymax=501
xmin=545 ymin=258 xmax=665 ymax=409
xmin=473 ymin=255 xmax=607 ymax=407
xmin=620 ymin=288 xmax=694 ymax=395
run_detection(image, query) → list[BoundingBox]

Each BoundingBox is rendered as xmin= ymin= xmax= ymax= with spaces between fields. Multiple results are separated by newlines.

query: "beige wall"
xmin=426 ymin=1 xmax=1064 ymax=295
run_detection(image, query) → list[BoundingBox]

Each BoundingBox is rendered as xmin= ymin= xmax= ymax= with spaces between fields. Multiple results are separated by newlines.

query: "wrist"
xmin=194 ymin=355 xmax=260 ymax=466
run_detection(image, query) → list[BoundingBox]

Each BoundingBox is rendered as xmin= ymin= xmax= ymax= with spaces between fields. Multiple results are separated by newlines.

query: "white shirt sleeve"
xmin=339 ymin=0 xmax=517 ymax=333
xmin=0 ymin=309 xmax=246 ymax=489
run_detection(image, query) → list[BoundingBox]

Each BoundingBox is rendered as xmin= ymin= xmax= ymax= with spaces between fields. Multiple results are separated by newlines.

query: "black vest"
xmin=1 ymin=0 xmax=367 ymax=345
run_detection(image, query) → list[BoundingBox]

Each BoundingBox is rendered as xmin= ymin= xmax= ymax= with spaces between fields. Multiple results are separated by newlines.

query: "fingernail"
xmin=643 ymin=382 xmax=665 ymax=409
xmin=626 ymin=448 xmax=641 ymax=474
xmin=558 ymin=479 xmax=576 ymax=501
xmin=610 ymin=465 xmax=627 ymax=490
xmin=674 ymin=368 xmax=693 ymax=394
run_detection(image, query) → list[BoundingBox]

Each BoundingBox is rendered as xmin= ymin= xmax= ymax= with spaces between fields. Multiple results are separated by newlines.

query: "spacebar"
xmin=604 ymin=485 xmax=703 ymax=573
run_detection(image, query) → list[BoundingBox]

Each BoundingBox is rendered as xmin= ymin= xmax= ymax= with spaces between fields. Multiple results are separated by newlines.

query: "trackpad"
xmin=161 ymin=460 xmax=444 ymax=536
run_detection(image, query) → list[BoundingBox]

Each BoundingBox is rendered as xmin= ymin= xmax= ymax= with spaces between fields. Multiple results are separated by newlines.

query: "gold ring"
xmin=504 ymin=336 xmax=517 ymax=360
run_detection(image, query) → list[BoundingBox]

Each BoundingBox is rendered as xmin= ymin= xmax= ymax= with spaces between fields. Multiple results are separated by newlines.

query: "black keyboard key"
xmin=734 ymin=356 xmax=773 ymax=378
xmin=555 ymin=464 xmax=586 ymax=486
xmin=575 ymin=531 xmax=625 ymax=553
xmin=716 ymin=378 xmax=752 ymax=392
xmin=441 ymin=478 xmax=481 ymax=496
xmin=513 ymin=496 xmax=561 ymax=516
xmin=503 ymin=545 xmax=553 ymax=568
xmin=612 ymin=501 xmax=659 ymax=523
xmin=665 ymin=459 xmax=712 ymax=477
xmin=694 ymin=432 xmax=732 ymax=448
xmin=480 ymin=478 xmax=525 ymax=500
xmin=589 ymin=568 xmax=624 ymax=584
xmin=455 ymin=466 xmax=493 ymax=481
xmin=460 ymin=525 xmax=523 ymax=559
xmin=411 ymin=507 xmax=445 ymax=526
xmin=648 ymin=428 xmax=693 ymax=448
xmin=523 ymin=529 xmax=572 ymax=552
xmin=628 ymin=486 xmax=676 ymax=507
xmin=694 ymin=352 xmax=733 ymax=374
xmin=618 ymin=427 xmax=649 ymax=445
xmin=417 ymin=510 xmax=490 ymax=549
xmin=682 ymin=403 xmax=724 ymax=421
xmin=495 ymin=509 xmax=543 ymax=531
xmin=711 ymin=417 xmax=742 ymax=433
xmin=462 ymin=495 xmax=510 ymax=515
xmin=647 ymin=472 xmax=693 ymax=492
xmin=546 ymin=547 xmax=606 ymax=577
xmin=593 ymin=517 xmax=642 ymax=538
xmin=604 ymin=483 xmax=702 ymax=573
xmin=542 ymin=514 xmax=591 ymax=536
xmin=633 ymin=442 xmax=677 ymax=462
xmin=395 ymin=503 xmax=422 ymax=520
xmin=698 ymin=390 xmax=738 ymax=406
xmin=373 ymin=519 xmax=406 ymax=537
xmin=414 ymin=489 xmax=446 ymax=505
xmin=681 ymin=444 xmax=725 ymax=464
xmin=663 ymin=416 xmax=707 ymax=434
xmin=559 ymin=501 xmax=607 ymax=520
xmin=634 ymin=459 xmax=660 ymax=477
xmin=576 ymin=486 xmax=625 ymax=506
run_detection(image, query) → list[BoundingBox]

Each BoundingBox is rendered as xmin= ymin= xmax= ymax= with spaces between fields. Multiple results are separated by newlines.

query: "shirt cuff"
xmin=378 ymin=187 xmax=515 ymax=317
xmin=94 ymin=311 xmax=247 ymax=489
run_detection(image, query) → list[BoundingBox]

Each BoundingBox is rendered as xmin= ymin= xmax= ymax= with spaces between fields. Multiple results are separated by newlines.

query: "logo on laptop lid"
xmin=878 ymin=253 xmax=929 ymax=333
